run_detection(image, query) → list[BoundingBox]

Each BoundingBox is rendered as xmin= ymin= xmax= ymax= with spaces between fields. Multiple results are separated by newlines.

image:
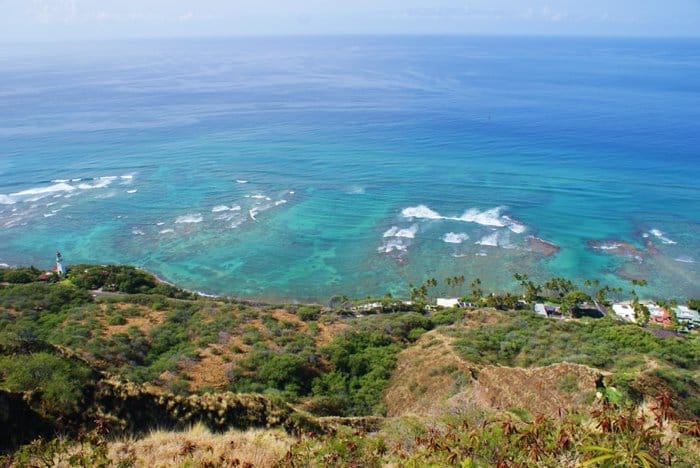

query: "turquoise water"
xmin=1 ymin=36 xmax=699 ymax=301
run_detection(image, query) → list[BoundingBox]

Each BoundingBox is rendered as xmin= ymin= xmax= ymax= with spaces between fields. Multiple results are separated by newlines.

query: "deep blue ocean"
xmin=1 ymin=36 xmax=699 ymax=301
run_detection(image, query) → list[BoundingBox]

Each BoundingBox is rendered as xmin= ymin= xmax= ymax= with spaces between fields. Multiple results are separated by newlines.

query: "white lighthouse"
xmin=55 ymin=251 xmax=65 ymax=276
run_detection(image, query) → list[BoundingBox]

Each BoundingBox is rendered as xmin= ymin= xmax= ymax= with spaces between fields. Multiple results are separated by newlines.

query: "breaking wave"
xmin=401 ymin=204 xmax=526 ymax=232
xmin=443 ymin=232 xmax=469 ymax=244
xmin=383 ymin=224 xmax=418 ymax=239
xmin=649 ymin=229 xmax=677 ymax=245
xmin=175 ymin=213 xmax=203 ymax=224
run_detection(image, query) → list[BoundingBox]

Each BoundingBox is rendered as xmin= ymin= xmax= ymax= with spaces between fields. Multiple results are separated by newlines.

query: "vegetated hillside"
xmin=1 ymin=265 xmax=699 ymax=466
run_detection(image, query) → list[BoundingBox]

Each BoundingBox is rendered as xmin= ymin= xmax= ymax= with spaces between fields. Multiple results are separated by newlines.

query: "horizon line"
xmin=2 ymin=31 xmax=700 ymax=46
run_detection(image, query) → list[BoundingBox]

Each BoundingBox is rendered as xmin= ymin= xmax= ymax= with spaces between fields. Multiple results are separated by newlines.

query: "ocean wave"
xmin=230 ymin=218 xmax=246 ymax=229
xmin=159 ymin=228 xmax=175 ymax=234
xmin=475 ymin=231 xmax=500 ymax=247
xmin=236 ymin=180 xmax=248 ymax=184
xmin=593 ymin=242 xmax=624 ymax=250
xmin=443 ymin=232 xmax=469 ymax=244
xmin=175 ymin=213 xmax=203 ymax=224
xmin=377 ymin=238 xmax=409 ymax=253
xmin=12 ymin=182 xmax=76 ymax=198
xmin=475 ymin=230 xmax=514 ymax=248
xmin=77 ymin=176 xmax=118 ymax=190
xmin=212 ymin=204 xmax=239 ymax=213
xmin=401 ymin=204 xmax=526 ymax=232
xmin=126 ymin=189 xmax=138 ymax=194
xmin=675 ymin=255 xmax=695 ymax=264
xmin=1 ymin=174 xmax=135 ymax=206
xmin=649 ymin=229 xmax=677 ymax=245
xmin=383 ymin=224 xmax=418 ymax=239
xmin=132 ymin=228 xmax=145 ymax=236
xmin=401 ymin=205 xmax=442 ymax=220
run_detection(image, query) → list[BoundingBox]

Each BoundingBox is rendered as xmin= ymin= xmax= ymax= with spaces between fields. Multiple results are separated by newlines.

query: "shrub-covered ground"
xmin=1 ymin=265 xmax=699 ymax=465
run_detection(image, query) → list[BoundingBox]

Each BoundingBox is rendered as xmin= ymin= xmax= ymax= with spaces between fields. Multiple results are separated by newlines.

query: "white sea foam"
xmin=175 ymin=213 xmax=203 ymax=224
xmin=443 ymin=232 xmax=469 ymax=244
xmin=475 ymin=232 xmax=500 ymax=247
xmin=401 ymin=204 xmax=526 ymax=232
xmin=274 ymin=200 xmax=287 ymax=206
xmin=594 ymin=242 xmax=624 ymax=251
xmin=132 ymin=228 xmax=145 ymax=236
xmin=383 ymin=227 xmax=398 ymax=237
xmin=236 ymin=180 xmax=248 ymax=184
xmin=475 ymin=252 xmax=488 ymax=257
xmin=212 ymin=205 xmax=231 ymax=213
xmin=249 ymin=208 xmax=258 ymax=221
xmin=230 ymin=218 xmax=246 ymax=229
xmin=401 ymin=205 xmax=442 ymax=220
xmin=11 ymin=182 xmax=76 ymax=198
xmin=383 ymin=225 xmax=418 ymax=239
xmin=377 ymin=238 xmax=409 ymax=253
xmin=503 ymin=216 xmax=527 ymax=233
xmin=675 ymin=256 xmax=695 ymax=264
xmin=457 ymin=207 xmax=506 ymax=227
xmin=0 ymin=195 xmax=15 ymax=205
xmin=649 ymin=229 xmax=677 ymax=245
xmin=43 ymin=213 xmax=56 ymax=218
xmin=126 ymin=189 xmax=138 ymax=194
xmin=77 ymin=178 xmax=114 ymax=190
xmin=156 ymin=222 xmax=165 ymax=226
xmin=159 ymin=228 xmax=175 ymax=234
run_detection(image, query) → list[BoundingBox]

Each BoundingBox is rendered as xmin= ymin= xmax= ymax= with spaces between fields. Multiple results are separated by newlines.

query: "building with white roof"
xmin=437 ymin=298 xmax=460 ymax=308
xmin=674 ymin=305 xmax=700 ymax=328
xmin=612 ymin=303 xmax=636 ymax=323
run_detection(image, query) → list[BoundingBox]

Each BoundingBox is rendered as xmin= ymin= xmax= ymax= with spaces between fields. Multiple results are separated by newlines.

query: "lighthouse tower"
xmin=55 ymin=251 xmax=65 ymax=276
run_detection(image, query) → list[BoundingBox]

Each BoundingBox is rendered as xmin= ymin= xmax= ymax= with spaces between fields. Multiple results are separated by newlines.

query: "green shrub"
xmin=0 ymin=267 xmax=41 ymax=284
xmin=0 ymin=352 xmax=92 ymax=414
xmin=298 ymin=306 xmax=321 ymax=322
xmin=107 ymin=314 xmax=127 ymax=326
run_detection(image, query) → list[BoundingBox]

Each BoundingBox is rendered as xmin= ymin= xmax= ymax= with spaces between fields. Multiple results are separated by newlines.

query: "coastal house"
xmin=350 ymin=302 xmax=383 ymax=313
xmin=533 ymin=303 xmax=548 ymax=317
xmin=437 ymin=298 xmax=461 ymax=308
xmin=533 ymin=303 xmax=560 ymax=317
xmin=645 ymin=302 xmax=673 ymax=328
xmin=573 ymin=301 xmax=605 ymax=318
xmin=674 ymin=305 xmax=700 ymax=329
xmin=612 ymin=303 xmax=636 ymax=323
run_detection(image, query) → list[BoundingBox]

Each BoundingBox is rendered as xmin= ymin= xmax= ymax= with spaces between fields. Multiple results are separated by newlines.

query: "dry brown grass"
xmin=465 ymin=362 xmax=601 ymax=417
xmin=185 ymin=346 xmax=232 ymax=391
xmin=385 ymin=322 xmax=603 ymax=420
xmin=384 ymin=330 xmax=477 ymax=417
xmin=108 ymin=423 xmax=292 ymax=467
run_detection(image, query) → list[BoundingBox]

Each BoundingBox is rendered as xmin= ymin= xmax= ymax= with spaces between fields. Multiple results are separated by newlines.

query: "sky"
xmin=1 ymin=0 xmax=699 ymax=42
